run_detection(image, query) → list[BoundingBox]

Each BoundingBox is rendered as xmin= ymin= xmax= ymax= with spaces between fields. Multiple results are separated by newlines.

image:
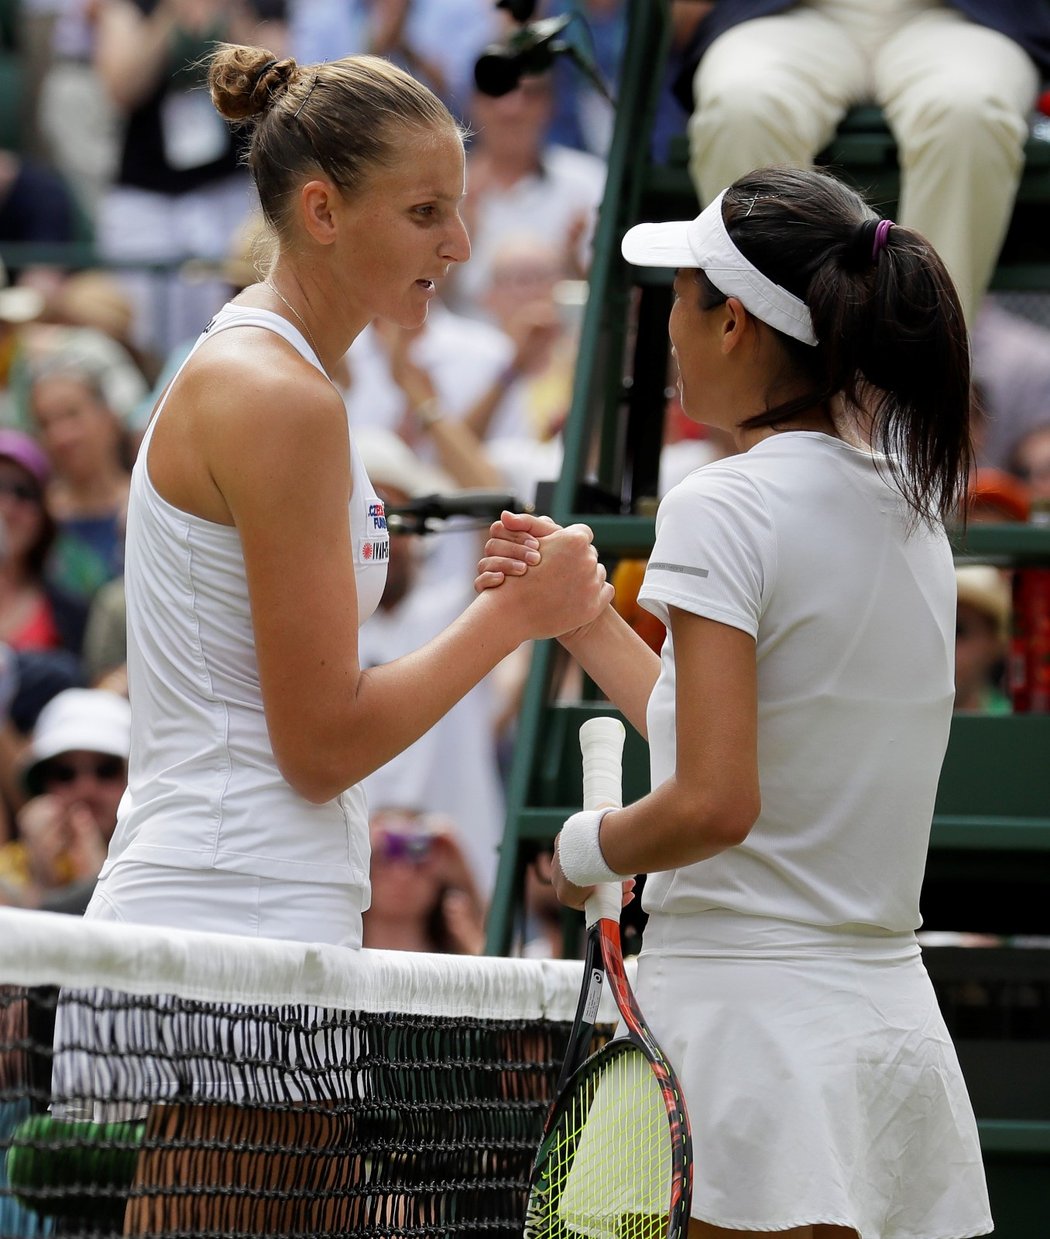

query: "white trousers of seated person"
xmin=686 ymin=0 xmax=1040 ymax=327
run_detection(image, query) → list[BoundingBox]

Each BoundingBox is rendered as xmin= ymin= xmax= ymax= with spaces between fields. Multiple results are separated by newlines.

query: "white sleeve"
xmin=637 ymin=466 xmax=777 ymax=638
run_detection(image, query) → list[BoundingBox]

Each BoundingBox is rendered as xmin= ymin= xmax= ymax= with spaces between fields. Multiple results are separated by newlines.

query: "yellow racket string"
xmin=525 ymin=1046 xmax=672 ymax=1239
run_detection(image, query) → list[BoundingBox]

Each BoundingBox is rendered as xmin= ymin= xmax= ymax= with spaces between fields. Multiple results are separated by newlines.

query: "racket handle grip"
xmin=579 ymin=716 xmax=626 ymax=927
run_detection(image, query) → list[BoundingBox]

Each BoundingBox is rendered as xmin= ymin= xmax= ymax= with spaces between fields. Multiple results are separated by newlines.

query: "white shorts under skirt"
xmin=634 ymin=912 xmax=993 ymax=1239
xmin=52 ymin=862 xmax=367 ymax=1122
xmin=86 ymin=860 xmax=367 ymax=947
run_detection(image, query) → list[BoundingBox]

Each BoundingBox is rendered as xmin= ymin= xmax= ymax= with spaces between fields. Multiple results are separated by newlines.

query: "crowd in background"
xmin=1 ymin=0 xmax=1049 ymax=949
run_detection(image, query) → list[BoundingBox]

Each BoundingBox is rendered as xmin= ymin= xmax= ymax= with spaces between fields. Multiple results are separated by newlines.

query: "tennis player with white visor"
xmin=479 ymin=164 xmax=992 ymax=1239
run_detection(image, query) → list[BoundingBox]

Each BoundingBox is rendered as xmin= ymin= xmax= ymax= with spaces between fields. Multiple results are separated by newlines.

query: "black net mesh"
xmin=0 ymin=953 xmax=603 ymax=1238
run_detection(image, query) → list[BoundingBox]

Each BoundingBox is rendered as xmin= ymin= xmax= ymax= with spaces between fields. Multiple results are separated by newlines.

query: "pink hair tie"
xmin=872 ymin=219 xmax=894 ymax=260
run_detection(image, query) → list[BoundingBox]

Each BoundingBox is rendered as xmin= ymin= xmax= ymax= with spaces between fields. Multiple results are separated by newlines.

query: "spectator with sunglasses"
xmin=0 ymin=687 xmax=130 ymax=913
xmin=363 ymin=807 xmax=486 ymax=955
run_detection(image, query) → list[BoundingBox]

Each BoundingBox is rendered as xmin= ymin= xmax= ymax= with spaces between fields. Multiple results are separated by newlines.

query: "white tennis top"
xmin=101 ymin=305 xmax=388 ymax=890
xmin=638 ymin=432 xmax=956 ymax=933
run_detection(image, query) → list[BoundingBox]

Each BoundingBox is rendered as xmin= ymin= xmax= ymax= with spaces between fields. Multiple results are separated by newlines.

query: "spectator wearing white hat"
xmin=0 ymin=687 xmax=131 ymax=913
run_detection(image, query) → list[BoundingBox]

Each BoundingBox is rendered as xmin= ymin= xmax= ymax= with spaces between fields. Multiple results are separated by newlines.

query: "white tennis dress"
xmin=634 ymin=433 xmax=992 ymax=1239
xmin=90 ymin=304 xmax=389 ymax=948
xmin=52 ymin=306 xmax=389 ymax=1121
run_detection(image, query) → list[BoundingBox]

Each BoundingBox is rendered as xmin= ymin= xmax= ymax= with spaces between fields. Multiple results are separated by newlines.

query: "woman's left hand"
xmin=475 ymin=510 xmax=560 ymax=591
xmin=551 ymin=835 xmax=635 ymax=912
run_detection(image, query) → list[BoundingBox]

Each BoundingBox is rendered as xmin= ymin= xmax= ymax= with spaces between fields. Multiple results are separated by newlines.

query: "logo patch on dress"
xmin=368 ymin=501 xmax=388 ymax=532
xmin=359 ymin=536 xmax=389 ymax=563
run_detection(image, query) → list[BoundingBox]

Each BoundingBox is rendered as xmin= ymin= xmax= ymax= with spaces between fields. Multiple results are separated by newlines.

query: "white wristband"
xmin=557 ymin=808 xmax=621 ymax=887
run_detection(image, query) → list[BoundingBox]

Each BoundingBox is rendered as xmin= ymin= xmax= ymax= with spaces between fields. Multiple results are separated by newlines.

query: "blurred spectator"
xmin=0 ymin=149 xmax=80 ymax=252
xmin=0 ymin=430 xmax=88 ymax=656
xmin=476 ymin=238 xmax=579 ymax=507
xmin=954 ymin=565 xmax=1011 ymax=715
xmin=26 ymin=0 xmax=119 ymax=222
xmin=356 ymin=427 xmax=508 ymax=898
xmin=128 ymin=209 xmax=275 ymax=435
xmin=1 ymin=258 xmax=148 ymax=434
xmin=47 ymin=268 xmax=156 ymax=389
xmin=345 ymin=303 xmax=527 ymax=447
xmin=345 ymin=303 xmax=531 ymax=592
xmin=0 ymin=639 xmax=86 ymax=841
xmin=92 ymin=0 xmax=285 ymax=356
xmin=671 ymin=0 xmax=1048 ymax=326
xmin=452 ymin=70 xmax=606 ymax=320
xmin=973 ymin=301 xmax=1050 ymax=469
xmin=363 ymin=807 xmax=486 ymax=954
xmin=80 ymin=575 xmax=127 ymax=685
xmin=478 ymin=241 xmax=732 ymax=508
xmin=519 ymin=849 xmax=565 ymax=958
xmin=1008 ymin=423 xmax=1050 ymax=508
xmin=0 ymin=686 xmax=130 ymax=912
xmin=7 ymin=649 xmax=85 ymax=740
xmin=30 ymin=365 xmax=130 ymax=603
xmin=290 ymin=0 xmax=499 ymax=120
xmin=543 ymin=0 xmax=624 ymax=157
xmin=371 ymin=317 xmax=505 ymax=491
xmin=965 ymin=466 xmax=1030 ymax=525
xmin=0 ymin=263 xmax=46 ymax=428
xmin=353 ymin=308 xmax=535 ymax=622
xmin=480 ymin=236 xmax=577 ymax=444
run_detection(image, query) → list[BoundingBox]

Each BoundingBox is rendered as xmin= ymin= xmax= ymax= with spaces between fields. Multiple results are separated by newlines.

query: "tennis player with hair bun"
xmin=479 ymin=166 xmax=992 ymax=1238
xmin=79 ymin=43 xmax=612 ymax=950
xmin=47 ymin=41 xmax=615 ymax=1238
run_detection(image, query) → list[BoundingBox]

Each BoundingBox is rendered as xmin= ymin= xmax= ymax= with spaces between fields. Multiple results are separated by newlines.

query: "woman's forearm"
xmin=96 ymin=0 xmax=179 ymax=109
xmin=559 ymin=607 xmax=660 ymax=737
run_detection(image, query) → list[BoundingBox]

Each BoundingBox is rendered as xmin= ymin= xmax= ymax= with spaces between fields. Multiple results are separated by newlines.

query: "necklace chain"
xmin=264 ymin=282 xmax=327 ymax=373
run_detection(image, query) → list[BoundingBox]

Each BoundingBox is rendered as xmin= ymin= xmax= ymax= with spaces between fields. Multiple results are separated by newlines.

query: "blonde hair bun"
xmin=208 ymin=44 xmax=297 ymax=124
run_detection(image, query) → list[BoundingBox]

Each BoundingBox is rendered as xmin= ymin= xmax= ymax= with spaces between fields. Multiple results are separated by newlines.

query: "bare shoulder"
xmin=183 ymin=328 xmax=344 ymax=443
xmin=149 ymin=328 xmax=348 ymax=524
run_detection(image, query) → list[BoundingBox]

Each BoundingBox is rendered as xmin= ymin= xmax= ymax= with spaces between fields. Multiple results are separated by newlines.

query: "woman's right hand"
xmin=488 ymin=520 xmax=614 ymax=642
xmin=477 ymin=511 xmax=616 ymax=647
xmin=475 ymin=510 xmax=559 ymax=591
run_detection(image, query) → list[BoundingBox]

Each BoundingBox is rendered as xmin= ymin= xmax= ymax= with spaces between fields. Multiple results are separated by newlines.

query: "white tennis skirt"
xmin=633 ymin=911 xmax=993 ymax=1239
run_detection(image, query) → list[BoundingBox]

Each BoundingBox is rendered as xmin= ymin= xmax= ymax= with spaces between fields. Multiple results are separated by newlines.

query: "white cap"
xmin=0 ymin=259 xmax=45 ymax=325
xmin=23 ymin=689 xmax=132 ymax=791
xmin=621 ymin=190 xmax=818 ymax=346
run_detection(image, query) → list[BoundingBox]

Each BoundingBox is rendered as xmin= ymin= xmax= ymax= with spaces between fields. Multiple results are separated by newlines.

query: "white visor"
xmin=620 ymin=189 xmax=818 ymax=346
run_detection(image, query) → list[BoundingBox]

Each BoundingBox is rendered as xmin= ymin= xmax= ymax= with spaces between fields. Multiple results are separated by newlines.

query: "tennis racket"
xmin=523 ymin=716 xmax=693 ymax=1239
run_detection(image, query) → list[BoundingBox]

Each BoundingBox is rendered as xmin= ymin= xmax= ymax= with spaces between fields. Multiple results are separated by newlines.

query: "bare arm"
xmin=412 ymin=409 xmax=504 ymax=490
xmin=460 ymin=303 xmax=563 ymax=443
xmin=200 ymin=353 xmax=612 ymax=803
xmin=96 ymin=0 xmax=261 ymax=111
xmin=559 ymin=608 xmax=660 ymax=738
xmin=376 ymin=322 xmax=503 ymax=489
xmin=95 ymin=0 xmax=180 ymax=110
xmin=554 ymin=606 xmax=760 ymax=904
xmin=477 ymin=511 xmax=660 ymax=735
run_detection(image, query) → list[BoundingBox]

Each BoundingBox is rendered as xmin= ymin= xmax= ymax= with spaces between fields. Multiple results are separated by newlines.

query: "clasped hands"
xmin=474 ymin=509 xmax=613 ymax=644
xmin=475 ymin=511 xmax=633 ymax=912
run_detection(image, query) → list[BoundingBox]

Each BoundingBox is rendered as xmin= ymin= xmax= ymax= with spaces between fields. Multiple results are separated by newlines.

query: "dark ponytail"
xmin=717 ymin=166 xmax=972 ymax=527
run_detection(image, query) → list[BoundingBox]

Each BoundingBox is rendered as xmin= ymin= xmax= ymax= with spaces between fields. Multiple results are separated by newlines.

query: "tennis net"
xmin=0 ymin=906 xmax=612 ymax=1238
